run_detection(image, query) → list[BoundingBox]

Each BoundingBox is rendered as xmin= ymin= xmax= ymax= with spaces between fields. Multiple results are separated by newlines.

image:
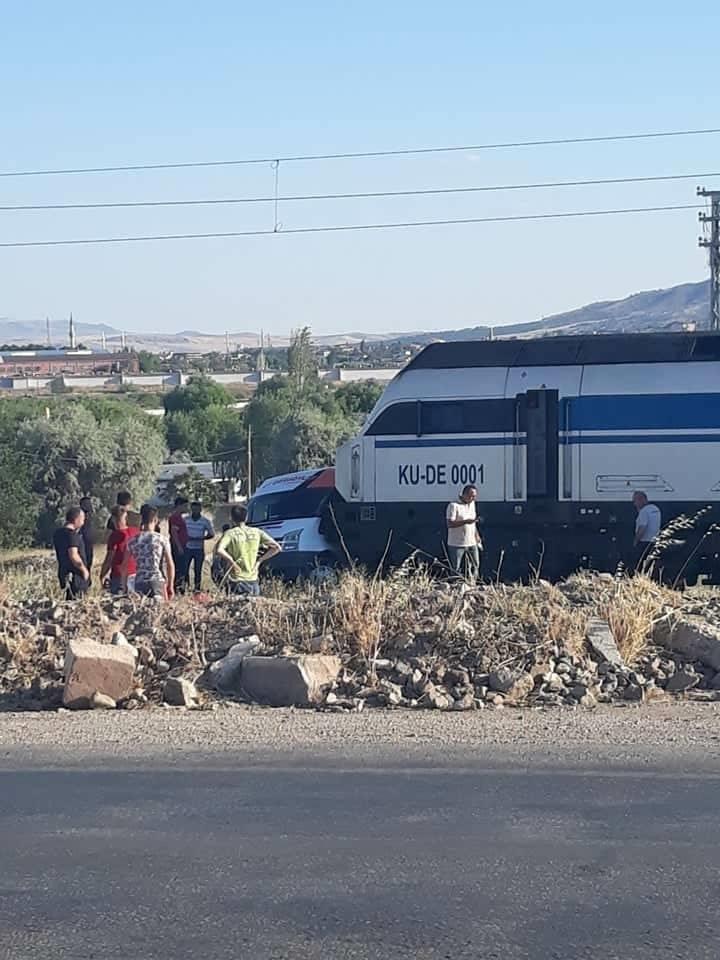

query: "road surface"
xmin=1 ymin=728 xmax=718 ymax=959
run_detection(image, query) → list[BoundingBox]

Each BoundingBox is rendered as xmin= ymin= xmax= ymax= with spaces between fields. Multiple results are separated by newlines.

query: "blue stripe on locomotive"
xmin=373 ymin=392 xmax=720 ymax=448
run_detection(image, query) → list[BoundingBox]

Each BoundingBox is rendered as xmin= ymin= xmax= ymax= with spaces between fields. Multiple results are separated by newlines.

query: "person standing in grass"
xmin=123 ymin=504 xmax=175 ymax=600
xmin=53 ymin=506 xmax=91 ymax=600
xmin=632 ymin=490 xmax=662 ymax=571
xmin=168 ymin=496 xmax=190 ymax=593
xmin=78 ymin=496 xmax=95 ymax=581
xmin=446 ymin=484 xmax=482 ymax=581
xmin=214 ymin=505 xmax=281 ymax=596
xmin=106 ymin=490 xmax=133 ymax=534
xmin=184 ymin=501 xmax=215 ymax=592
xmin=100 ymin=506 xmax=140 ymax=595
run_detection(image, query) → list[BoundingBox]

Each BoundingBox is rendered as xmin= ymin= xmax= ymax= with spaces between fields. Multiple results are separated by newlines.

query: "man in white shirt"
xmin=632 ymin=490 xmax=662 ymax=570
xmin=446 ymin=484 xmax=482 ymax=580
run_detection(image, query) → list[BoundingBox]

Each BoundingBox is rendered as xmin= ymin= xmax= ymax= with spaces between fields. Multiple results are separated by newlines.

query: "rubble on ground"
xmin=2 ymin=568 xmax=720 ymax=713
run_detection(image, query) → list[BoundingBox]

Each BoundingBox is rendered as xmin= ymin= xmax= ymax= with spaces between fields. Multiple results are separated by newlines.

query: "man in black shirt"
xmin=53 ymin=507 xmax=91 ymax=600
xmin=79 ymin=496 xmax=94 ymax=577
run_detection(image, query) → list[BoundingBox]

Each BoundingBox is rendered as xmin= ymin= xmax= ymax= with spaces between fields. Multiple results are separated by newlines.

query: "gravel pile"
xmin=1 ymin=569 xmax=720 ymax=712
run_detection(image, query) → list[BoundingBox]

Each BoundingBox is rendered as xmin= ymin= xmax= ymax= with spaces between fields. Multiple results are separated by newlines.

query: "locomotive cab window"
xmin=365 ymin=402 xmax=418 ymax=436
xmin=419 ymin=399 xmax=516 ymax=434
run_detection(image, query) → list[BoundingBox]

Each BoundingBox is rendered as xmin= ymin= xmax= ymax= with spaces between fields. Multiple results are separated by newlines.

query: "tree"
xmin=165 ymin=406 xmax=244 ymax=460
xmin=0 ymin=447 xmax=38 ymax=549
xmin=244 ymin=378 xmax=356 ymax=479
xmin=138 ymin=350 xmax=162 ymax=373
xmin=18 ymin=405 xmax=166 ymax=543
xmin=163 ymin=375 xmax=233 ymax=414
xmin=287 ymin=327 xmax=317 ymax=392
xmin=334 ymin=380 xmax=383 ymax=417
xmin=274 ymin=407 xmax=354 ymax=473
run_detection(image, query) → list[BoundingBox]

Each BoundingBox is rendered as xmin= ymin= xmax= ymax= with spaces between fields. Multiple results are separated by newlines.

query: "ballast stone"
xmin=164 ymin=677 xmax=199 ymax=707
xmin=63 ymin=639 xmax=136 ymax=709
xmin=240 ymin=655 xmax=341 ymax=706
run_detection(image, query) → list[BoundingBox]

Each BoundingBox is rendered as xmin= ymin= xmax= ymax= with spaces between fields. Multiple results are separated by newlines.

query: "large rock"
xmin=489 ymin=667 xmax=534 ymax=702
xmin=653 ymin=616 xmax=720 ymax=671
xmin=665 ymin=668 xmax=700 ymax=693
xmin=240 ymin=655 xmax=341 ymax=706
xmin=63 ymin=639 xmax=136 ymax=709
xmin=586 ymin=618 xmax=624 ymax=667
xmin=206 ymin=637 xmax=261 ymax=692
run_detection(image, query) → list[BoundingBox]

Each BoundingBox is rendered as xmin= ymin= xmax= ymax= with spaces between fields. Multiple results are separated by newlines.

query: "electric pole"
xmin=246 ymin=424 xmax=253 ymax=499
xmin=698 ymin=187 xmax=720 ymax=331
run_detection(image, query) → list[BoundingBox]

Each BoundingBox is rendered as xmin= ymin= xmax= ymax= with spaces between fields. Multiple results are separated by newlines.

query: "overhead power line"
xmin=1 ymin=171 xmax=719 ymax=213
xmin=0 ymin=202 xmax=700 ymax=248
xmin=1 ymin=127 xmax=719 ymax=179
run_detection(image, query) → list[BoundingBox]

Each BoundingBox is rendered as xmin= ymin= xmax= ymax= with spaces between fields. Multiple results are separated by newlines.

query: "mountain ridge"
xmin=0 ymin=279 xmax=711 ymax=352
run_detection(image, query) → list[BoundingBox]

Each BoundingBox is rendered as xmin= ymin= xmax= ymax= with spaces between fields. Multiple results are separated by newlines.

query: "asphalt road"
xmin=1 ymin=751 xmax=718 ymax=960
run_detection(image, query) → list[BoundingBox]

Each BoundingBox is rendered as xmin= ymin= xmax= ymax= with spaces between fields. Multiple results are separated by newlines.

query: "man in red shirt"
xmin=169 ymin=496 xmax=190 ymax=593
xmin=100 ymin=506 xmax=140 ymax=594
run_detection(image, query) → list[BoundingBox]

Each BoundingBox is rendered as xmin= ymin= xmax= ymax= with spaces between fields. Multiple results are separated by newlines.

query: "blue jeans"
xmin=227 ymin=579 xmax=260 ymax=597
xmin=447 ymin=545 xmax=481 ymax=580
xmin=172 ymin=547 xmax=189 ymax=592
xmin=185 ymin=547 xmax=205 ymax=590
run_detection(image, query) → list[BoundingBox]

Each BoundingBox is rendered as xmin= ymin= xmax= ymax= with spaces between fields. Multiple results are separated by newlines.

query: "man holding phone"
xmin=446 ymin=484 xmax=482 ymax=581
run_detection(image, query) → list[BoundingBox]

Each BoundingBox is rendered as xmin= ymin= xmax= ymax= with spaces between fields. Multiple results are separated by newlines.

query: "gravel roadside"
xmin=1 ymin=701 xmax=719 ymax=771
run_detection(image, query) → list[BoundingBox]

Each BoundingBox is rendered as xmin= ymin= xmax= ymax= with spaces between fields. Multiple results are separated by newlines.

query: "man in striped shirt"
xmin=184 ymin=501 xmax=215 ymax=592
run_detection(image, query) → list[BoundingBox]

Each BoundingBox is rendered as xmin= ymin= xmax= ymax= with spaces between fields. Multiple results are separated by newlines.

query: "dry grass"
xmin=0 ymin=552 xmax=59 ymax=605
xmin=598 ymin=577 xmax=680 ymax=663
xmin=0 ymin=558 xmax=687 ymax=692
xmin=562 ymin=571 xmax=680 ymax=663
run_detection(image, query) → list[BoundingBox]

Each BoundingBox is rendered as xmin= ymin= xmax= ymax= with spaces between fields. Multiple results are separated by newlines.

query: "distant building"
xmin=0 ymin=348 xmax=139 ymax=377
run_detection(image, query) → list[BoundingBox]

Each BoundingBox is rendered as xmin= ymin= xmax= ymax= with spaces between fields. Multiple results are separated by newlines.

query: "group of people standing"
xmin=53 ymin=493 xmax=282 ymax=602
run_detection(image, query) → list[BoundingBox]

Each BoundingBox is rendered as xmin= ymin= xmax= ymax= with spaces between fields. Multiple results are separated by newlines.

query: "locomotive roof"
xmin=403 ymin=332 xmax=720 ymax=371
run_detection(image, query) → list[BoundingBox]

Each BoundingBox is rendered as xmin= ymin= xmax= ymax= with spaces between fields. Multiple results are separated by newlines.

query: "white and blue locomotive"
xmin=332 ymin=332 xmax=720 ymax=582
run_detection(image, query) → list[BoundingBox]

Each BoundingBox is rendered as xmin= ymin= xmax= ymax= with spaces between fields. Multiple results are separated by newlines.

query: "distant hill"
xmin=386 ymin=280 xmax=711 ymax=346
xmin=0 ymin=279 xmax=711 ymax=352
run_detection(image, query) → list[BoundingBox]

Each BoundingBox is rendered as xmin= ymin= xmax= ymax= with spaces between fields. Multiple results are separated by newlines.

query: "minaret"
xmin=121 ymin=331 xmax=127 ymax=351
xmin=101 ymin=331 xmax=107 ymax=351
xmin=68 ymin=313 xmax=76 ymax=349
xmin=46 ymin=317 xmax=51 ymax=347
xmin=225 ymin=330 xmax=230 ymax=356
xmin=256 ymin=330 xmax=266 ymax=372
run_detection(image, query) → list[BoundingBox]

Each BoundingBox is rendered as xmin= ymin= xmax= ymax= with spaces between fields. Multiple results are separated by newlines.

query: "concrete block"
xmin=63 ymin=639 xmax=136 ymax=709
xmin=586 ymin=618 xmax=624 ymax=666
xmin=240 ymin=655 xmax=341 ymax=706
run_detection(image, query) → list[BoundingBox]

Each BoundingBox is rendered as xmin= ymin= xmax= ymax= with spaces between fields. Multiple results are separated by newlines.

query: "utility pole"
xmin=698 ymin=187 xmax=720 ymax=331
xmin=246 ymin=424 xmax=253 ymax=499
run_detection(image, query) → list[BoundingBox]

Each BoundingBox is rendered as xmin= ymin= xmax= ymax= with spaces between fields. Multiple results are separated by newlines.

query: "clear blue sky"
xmin=1 ymin=1 xmax=718 ymax=336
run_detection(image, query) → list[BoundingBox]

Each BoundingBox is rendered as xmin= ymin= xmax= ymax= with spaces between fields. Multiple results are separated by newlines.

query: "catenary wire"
xmin=1 ymin=171 xmax=718 ymax=212
xmin=0 ymin=203 xmax=701 ymax=248
xmin=1 ymin=127 xmax=719 ymax=178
